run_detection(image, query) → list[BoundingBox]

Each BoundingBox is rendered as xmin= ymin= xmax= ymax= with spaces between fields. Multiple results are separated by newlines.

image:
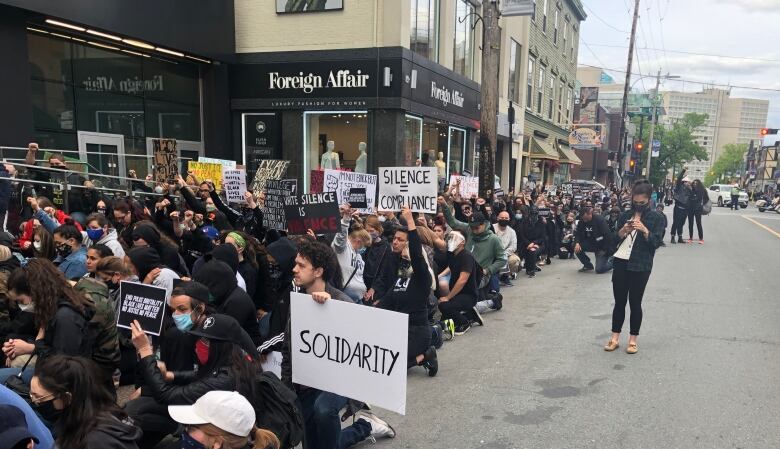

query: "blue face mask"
xmin=514 ymin=213 xmax=523 ymax=220
xmin=180 ymin=431 xmax=206 ymax=449
xmin=172 ymin=312 xmax=194 ymax=332
xmin=86 ymin=228 xmax=104 ymax=242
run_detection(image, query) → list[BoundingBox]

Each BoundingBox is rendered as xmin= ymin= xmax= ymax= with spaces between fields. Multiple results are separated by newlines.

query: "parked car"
xmin=707 ymin=184 xmax=749 ymax=208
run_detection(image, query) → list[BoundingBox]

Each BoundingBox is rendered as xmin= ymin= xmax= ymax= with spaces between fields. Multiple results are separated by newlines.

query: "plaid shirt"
xmin=614 ymin=209 xmax=665 ymax=272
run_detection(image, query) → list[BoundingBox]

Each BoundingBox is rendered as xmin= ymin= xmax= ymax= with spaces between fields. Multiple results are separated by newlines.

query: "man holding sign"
xmin=283 ymin=240 xmax=396 ymax=447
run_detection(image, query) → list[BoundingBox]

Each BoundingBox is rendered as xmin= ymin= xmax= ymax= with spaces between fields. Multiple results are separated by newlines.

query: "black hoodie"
xmin=258 ymin=238 xmax=297 ymax=353
xmin=81 ymin=414 xmax=142 ymax=449
xmin=194 ymin=260 xmax=261 ymax=345
xmin=35 ymin=299 xmax=95 ymax=361
xmin=131 ymin=223 xmax=188 ymax=277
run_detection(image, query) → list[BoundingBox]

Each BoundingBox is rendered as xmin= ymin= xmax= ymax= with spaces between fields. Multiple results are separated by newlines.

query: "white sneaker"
xmin=356 ymin=410 xmax=396 ymax=439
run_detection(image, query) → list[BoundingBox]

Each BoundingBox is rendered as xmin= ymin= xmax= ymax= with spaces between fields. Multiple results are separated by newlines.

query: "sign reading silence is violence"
xmin=283 ymin=191 xmax=340 ymax=235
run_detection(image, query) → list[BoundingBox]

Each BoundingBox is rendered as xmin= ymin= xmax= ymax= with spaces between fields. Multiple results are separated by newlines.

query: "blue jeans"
xmin=298 ymin=389 xmax=371 ymax=449
xmin=576 ymin=251 xmax=613 ymax=273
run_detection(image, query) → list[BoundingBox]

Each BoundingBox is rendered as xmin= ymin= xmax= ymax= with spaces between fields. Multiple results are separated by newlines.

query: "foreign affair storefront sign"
xmin=404 ymin=61 xmax=481 ymax=123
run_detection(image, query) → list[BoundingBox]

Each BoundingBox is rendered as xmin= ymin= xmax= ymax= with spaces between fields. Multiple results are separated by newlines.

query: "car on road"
xmin=707 ymin=184 xmax=748 ymax=208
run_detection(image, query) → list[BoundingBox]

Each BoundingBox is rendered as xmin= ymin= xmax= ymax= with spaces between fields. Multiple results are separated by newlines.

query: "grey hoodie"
xmin=84 ymin=228 xmax=126 ymax=259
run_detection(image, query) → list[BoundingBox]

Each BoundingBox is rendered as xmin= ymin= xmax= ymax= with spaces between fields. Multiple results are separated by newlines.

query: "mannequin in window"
xmin=435 ymin=151 xmax=446 ymax=179
xmin=321 ymin=140 xmax=340 ymax=170
xmin=355 ymin=142 xmax=367 ymax=173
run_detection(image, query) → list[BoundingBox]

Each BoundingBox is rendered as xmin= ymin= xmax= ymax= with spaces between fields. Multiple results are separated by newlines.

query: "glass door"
xmin=447 ymin=126 xmax=466 ymax=176
xmin=77 ymin=131 xmax=125 ymax=182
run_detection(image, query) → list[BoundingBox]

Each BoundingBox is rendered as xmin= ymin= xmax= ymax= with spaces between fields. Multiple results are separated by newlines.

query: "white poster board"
xmin=290 ymin=292 xmax=409 ymax=415
xmin=378 ymin=167 xmax=437 ymax=214
xmin=199 ymin=156 xmax=237 ymax=169
xmin=322 ymin=169 xmax=377 ymax=214
xmin=222 ymin=168 xmax=247 ymax=203
xmin=449 ymin=175 xmax=479 ymax=198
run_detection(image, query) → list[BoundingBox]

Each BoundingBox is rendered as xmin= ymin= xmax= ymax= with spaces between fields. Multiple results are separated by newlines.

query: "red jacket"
xmin=19 ymin=210 xmax=82 ymax=250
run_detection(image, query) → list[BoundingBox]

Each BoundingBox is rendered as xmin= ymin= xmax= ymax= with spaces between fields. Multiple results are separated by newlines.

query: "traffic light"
xmin=629 ymin=159 xmax=636 ymax=173
xmin=760 ymin=128 xmax=778 ymax=136
xmin=634 ymin=141 xmax=644 ymax=152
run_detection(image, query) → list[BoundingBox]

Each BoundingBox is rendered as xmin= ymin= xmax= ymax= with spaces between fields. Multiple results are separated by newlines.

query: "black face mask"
xmin=498 ymin=219 xmax=510 ymax=227
xmin=268 ymin=262 xmax=283 ymax=291
xmin=34 ymin=399 xmax=63 ymax=423
xmin=56 ymin=244 xmax=72 ymax=258
xmin=632 ymin=202 xmax=649 ymax=213
xmin=105 ymin=279 xmax=119 ymax=291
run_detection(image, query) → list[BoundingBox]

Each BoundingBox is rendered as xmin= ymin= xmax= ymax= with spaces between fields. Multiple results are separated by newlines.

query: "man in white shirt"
xmin=492 ymin=211 xmax=520 ymax=286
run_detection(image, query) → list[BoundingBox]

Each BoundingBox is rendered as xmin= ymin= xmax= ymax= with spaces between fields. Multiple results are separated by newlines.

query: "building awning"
xmin=558 ymin=146 xmax=582 ymax=165
xmin=529 ymin=137 xmax=559 ymax=160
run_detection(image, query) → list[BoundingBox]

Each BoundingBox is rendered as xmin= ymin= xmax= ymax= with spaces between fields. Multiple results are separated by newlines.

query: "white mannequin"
xmin=435 ymin=151 xmax=446 ymax=179
xmin=321 ymin=140 xmax=340 ymax=170
xmin=355 ymin=142 xmax=367 ymax=173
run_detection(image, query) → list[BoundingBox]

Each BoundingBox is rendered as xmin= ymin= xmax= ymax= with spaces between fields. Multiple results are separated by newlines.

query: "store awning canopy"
xmin=529 ymin=138 xmax=559 ymax=160
xmin=558 ymin=146 xmax=582 ymax=165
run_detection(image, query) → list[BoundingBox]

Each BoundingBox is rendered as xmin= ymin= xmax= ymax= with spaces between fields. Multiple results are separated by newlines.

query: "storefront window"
xmin=404 ymin=115 xmax=423 ymax=166
xmin=303 ymin=111 xmax=369 ymax=189
xmin=410 ymin=0 xmax=439 ymax=62
xmin=422 ymin=119 xmax=448 ymax=169
xmin=448 ymin=126 xmax=466 ymax=176
xmin=31 ymin=80 xmax=75 ymax=131
xmin=454 ymin=0 xmax=476 ymax=79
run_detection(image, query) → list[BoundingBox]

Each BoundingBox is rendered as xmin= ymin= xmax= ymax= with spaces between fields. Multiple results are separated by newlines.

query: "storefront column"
xmin=372 ymin=109 xmax=405 ymax=168
xmin=282 ymin=110 xmax=304 ymax=181
xmin=0 ymin=6 xmax=34 ymax=147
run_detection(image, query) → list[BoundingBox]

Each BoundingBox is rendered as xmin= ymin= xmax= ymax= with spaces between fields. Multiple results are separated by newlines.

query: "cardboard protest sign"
xmin=449 ymin=175 xmax=479 ymax=198
xmin=322 ymin=169 xmax=377 ymax=213
xmin=252 ymin=160 xmax=290 ymax=195
xmin=199 ymin=156 xmax=236 ymax=169
xmin=188 ymin=161 xmax=223 ymax=191
xmin=378 ymin=167 xmax=437 ymax=214
xmin=284 ymin=191 xmax=340 ymax=235
xmin=152 ymin=138 xmax=178 ymax=183
xmin=290 ymin=292 xmax=408 ymax=415
xmin=263 ymin=179 xmax=298 ymax=231
xmin=310 ymin=170 xmax=324 ymax=193
xmin=116 ymin=281 xmax=167 ymax=336
xmin=347 ymin=188 xmax=367 ymax=209
xmin=222 ymin=168 xmax=247 ymax=203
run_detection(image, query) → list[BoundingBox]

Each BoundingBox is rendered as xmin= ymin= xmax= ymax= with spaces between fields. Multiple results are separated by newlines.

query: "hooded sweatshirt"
xmin=81 ymin=414 xmax=142 ymax=449
xmin=443 ymin=206 xmax=506 ymax=276
xmin=84 ymin=228 xmax=126 ymax=259
xmin=35 ymin=299 xmax=95 ymax=361
xmin=126 ymin=247 xmax=180 ymax=301
xmin=258 ymin=238 xmax=297 ymax=353
xmin=192 ymin=244 xmax=248 ymax=293
xmin=332 ymin=218 xmax=366 ymax=302
xmin=194 ymin=260 xmax=261 ymax=345
xmin=131 ymin=223 xmax=188 ymax=277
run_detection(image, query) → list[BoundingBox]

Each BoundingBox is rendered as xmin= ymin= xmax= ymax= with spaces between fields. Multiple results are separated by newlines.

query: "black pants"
xmin=687 ymin=209 xmax=703 ymax=240
xmin=611 ymin=259 xmax=651 ymax=336
xmin=407 ymin=324 xmax=432 ymax=367
xmin=522 ymin=246 xmax=542 ymax=273
xmin=124 ymin=396 xmax=178 ymax=448
xmin=438 ymin=293 xmax=477 ymax=328
xmin=671 ymin=206 xmax=687 ymax=237
xmin=731 ymin=195 xmax=740 ymax=210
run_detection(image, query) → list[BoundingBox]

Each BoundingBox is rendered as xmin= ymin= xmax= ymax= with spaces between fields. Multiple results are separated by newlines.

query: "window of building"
xmin=531 ymin=0 xmax=537 ymax=21
xmin=454 ymin=0 xmax=476 ymax=79
xmin=536 ymin=66 xmax=544 ymax=114
xmin=508 ymin=39 xmax=522 ymax=103
xmin=570 ymin=29 xmax=576 ymax=62
xmin=553 ymin=10 xmax=559 ymax=45
xmin=303 ymin=112 xmax=369 ymax=189
xmin=410 ymin=0 xmax=439 ymax=62
xmin=404 ymin=115 xmax=424 ymax=165
xmin=567 ymin=87 xmax=573 ymax=122
xmin=547 ymin=75 xmax=555 ymax=119
xmin=526 ymin=57 xmax=535 ymax=109
xmin=542 ymin=0 xmax=548 ymax=33
xmin=558 ymin=80 xmax=565 ymax=123
xmin=562 ymin=21 xmax=568 ymax=55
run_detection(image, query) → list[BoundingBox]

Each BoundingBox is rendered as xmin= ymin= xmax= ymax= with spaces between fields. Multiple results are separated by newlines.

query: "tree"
xmin=704 ymin=143 xmax=748 ymax=186
xmin=633 ymin=112 xmax=710 ymax=186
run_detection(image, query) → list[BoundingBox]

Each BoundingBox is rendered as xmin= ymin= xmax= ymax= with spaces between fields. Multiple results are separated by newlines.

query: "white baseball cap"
xmin=168 ymin=391 xmax=256 ymax=437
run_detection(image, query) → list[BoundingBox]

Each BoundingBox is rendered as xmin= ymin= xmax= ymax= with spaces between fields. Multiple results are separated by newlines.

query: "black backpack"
xmin=253 ymin=371 xmax=304 ymax=449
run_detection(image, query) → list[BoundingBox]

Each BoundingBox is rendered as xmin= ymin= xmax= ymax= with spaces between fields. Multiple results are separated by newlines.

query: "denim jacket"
xmin=55 ymin=246 xmax=88 ymax=280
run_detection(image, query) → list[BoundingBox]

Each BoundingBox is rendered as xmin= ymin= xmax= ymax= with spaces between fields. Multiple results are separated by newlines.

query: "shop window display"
xmin=304 ymin=112 xmax=369 ymax=176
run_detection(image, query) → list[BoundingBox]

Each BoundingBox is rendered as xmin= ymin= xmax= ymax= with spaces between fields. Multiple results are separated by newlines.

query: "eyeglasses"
xmin=30 ymin=391 xmax=58 ymax=405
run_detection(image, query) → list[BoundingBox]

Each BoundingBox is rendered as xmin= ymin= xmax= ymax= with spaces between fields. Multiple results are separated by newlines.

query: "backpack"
xmin=253 ymin=371 xmax=304 ymax=449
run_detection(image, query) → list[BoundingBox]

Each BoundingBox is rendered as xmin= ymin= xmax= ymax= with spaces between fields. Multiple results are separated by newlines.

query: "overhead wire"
xmin=582 ymin=43 xmax=780 ymax=63
xmin=581 ymin=3 xmax=630 ymax=34
xmin=655 ymin=0 xmax=671 ymax=70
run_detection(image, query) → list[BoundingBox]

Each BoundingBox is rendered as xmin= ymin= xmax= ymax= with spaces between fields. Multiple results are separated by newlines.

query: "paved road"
xmin=371 ymin=206 xmax=780 ymax=449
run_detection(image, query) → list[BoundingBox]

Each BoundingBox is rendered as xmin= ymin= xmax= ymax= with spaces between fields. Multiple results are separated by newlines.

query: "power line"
xmin=581 ymin=39 xmax=610 ymax=70
xmin=655 ymin=0 xmax=671 ymax=70
xmin=582 ymin=3 xmax=630 ymax=33
xmin=584 ymin=43 xmax=780 ymax=63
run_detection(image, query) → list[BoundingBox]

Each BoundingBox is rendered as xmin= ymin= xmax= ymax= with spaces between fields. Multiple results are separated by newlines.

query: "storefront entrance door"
xmin=447 ymin=126 xmax=466 ymax=176
xmin=77 ymin=131 xmax=125 ymax=179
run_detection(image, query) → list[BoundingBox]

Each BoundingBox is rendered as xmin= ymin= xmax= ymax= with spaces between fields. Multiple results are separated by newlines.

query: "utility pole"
xmin=479 ymin=0 xmax=500 ymax=197
xmin=645 ymin=69 xmax=661 ymax=180
xmin=617 ymin=0 xmax=641 ymax=186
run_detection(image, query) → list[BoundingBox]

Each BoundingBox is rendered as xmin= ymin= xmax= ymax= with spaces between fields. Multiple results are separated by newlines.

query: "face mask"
xmin=206 ymin=204 xmax=216 ymax=212
xmin=154 ymin=186 xmax=164 ymax=194
xmin=173 ymin=312 xmax=194 ymax=332
xmin=514 ymin=213 xmax=523 ymax=220
xmin=105 ymin=279 xmax=119 ymax=291
xmin=86 ymin=228 xmax=104 ymax=242
xmin=377 ymin=216 xmax=386 ymax=223
xmin=632 ymin=202 xmax=648 ymax=213
xmin=357 ymin=247 xmax=367 ymax=255
xmin=56 ymin=244 xmax=72 ymax=258
xmin=97 ymin=208 xmax=107 ymax=215
xmin=181 ymin=431 xmax=207 ymax=449
xmin=18 ymin=302 xmax=34 ymax=312
xmin=195 ymin=339 xmax=210 ymax=365
xmin=33 ymin=399 xmax=62 ymax=423
xmin=33 ymin=241 xmax=42 ymax=251
xmin=369 ymin=231 xmax=379 ymax=241
xmin=498 ymin=219 xmax=510 ymax=227
xmin=446 ymin=233 xmax=465 ymax=252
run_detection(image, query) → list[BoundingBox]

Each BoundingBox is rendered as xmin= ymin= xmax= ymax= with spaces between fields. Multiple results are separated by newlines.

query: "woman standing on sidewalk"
xmin=604 ymin=180 xmax=665 ymax=355
xmin=687 ymin=180 xmax=709 ymax=244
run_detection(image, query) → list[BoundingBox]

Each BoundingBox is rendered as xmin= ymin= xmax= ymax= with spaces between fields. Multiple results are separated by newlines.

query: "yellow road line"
xmin=742 ymin=216 xmax=780 ymax=239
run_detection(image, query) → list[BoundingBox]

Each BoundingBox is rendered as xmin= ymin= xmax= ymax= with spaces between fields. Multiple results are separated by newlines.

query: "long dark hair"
xmin=200 ymin=339 xmax=258 ymax=400
xmin=691 ymin=179 xmax=709 ymax=204
xmin=34 ymin=355 xmax=128 ymax=449
xmin=7 ymin=259 xmax=92 ymax=328
xmin=33 ymin=227 xmax=56 ymax=260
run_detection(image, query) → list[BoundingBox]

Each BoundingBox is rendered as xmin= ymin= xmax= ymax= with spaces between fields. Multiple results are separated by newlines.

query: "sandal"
xmin=604 ymin=339 xmax=619 ymax=352
xmin=626 ymin=343 xmax=638 ymax=354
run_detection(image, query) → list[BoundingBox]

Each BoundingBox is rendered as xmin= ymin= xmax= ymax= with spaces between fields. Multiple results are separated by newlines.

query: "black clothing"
xmin=575 ymin=214 xmax=613 ymax=253
xmin=35 ymin=299 xmax=95 ymax=361
xmin=517 ymin=218 xmax=546 ymax=253
xmin=688 ymin=209 xmax=703 ymax=240
xmin=180 ymin=186 xmax=231 ymax=230
xmin=362 ymin=238 xmax=391 ymax=290
xmin=138 ymin=354 xmax=237 ymax=404
xmin=126 ymin=246 xmax=166 ymax=281
xmin=27 ymin=166 xmax=85 ymax=212
xmin=209 ymin=190 xmax=265 ymax=241
xmin=81 ymin=414 xmax=142 ymax=449
xmin=611 ymin=259 xmax=651 ymax=336
xmin=447 ymin=250 xmax=479 ymax=300
xmin=238 ymin=259 xmax=258 ymax=300
xmin=370 ymin=251 xmax=400 ymax=301
xmin=376 ymin=230 xmax=431 ymax=327
xmin=438 ymin=293 xmax=475 ymax=328
xmin=614 ymin=210 xmax=664 ymax=272
xmin=131 ymin=223 xmax=188 ymax=277
xmin=671 ymin=206 xmax=687 ymax=238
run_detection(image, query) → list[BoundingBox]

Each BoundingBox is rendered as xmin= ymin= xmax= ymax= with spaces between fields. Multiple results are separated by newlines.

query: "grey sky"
xmin=578 ymin=0 xmax=780 ymax=143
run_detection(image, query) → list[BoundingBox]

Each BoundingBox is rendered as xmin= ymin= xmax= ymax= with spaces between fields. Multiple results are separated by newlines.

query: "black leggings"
xmin=671 ymin=206 xmax=687 ymax=237
xmin=407 ymin=324 xmax=432 ymax=368
xmin=687 ymin=209 xmax=703 ymax=240
xmin=438 ymin=293 xmax=477 ymax=327
xmin=611 ymin=259 xmax=651 ymax=336
xmin=522 ymin=246 xmax=543 ymax=273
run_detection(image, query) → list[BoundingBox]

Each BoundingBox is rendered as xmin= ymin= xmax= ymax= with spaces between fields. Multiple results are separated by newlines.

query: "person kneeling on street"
xmin=574 ymin=206 xmax=614 ymax=274
xmin=438 ymin=230 xmax=483 ymax=336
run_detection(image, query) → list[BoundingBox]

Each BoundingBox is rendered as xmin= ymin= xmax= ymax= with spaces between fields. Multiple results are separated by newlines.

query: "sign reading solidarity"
xmin=263 ymin=179 xmax=298 ymax=231
xmin=116 ymin=281 xmax=167 ymax=336
xmin=378 ymin=167 xmax=437 ymax=214
xmin=284 ymin=191 xmax=340 ymax=235
xmin=290 ymin=292 xmax=409 ymax=415
xmin=152 ymin=138 xmax=178 ymax=183
xmin=252 ymin=160 xmax=290 ymax=195
xmin=322 ymin=169 xmax=377 ymax=213
xmin=222 ymin=168 xmax=247 ymax=203
xmin=188 ymin=161 xmax=223 ymax=191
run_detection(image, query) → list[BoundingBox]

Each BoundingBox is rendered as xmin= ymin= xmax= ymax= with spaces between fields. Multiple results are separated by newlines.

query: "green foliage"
xmin=703 ymin=143 xmax=748 ymax=186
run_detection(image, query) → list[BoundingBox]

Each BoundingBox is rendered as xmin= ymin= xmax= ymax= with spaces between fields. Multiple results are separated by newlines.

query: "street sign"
xmin=651 ymin=139 xmax=661 ymax=157
xmin=501 ymin=0 xmax=534 ymax=16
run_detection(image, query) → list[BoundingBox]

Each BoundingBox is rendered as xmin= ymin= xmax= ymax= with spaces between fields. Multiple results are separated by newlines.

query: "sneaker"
xmin=422 ymin=346 xmax=438 ymax=377
xmin=535 ymin=266 xmax=542 ymax=272
xmin=355 ymin=410 xmax=396 ymax=439
xmin=546 ymin=258 xmax=552 ymax=265
xmin=490 ymin=292 xmax=503 ymax=311
xmin=468 ymin=307 xmax=485 ymax=326
xmin=670 ymin=236 xmax=676 ymax=244
xmin=698 ymin=239 xmax=704 ymax=245
xmin=441 ymin=319 xmax=455 ymax=340
xmin=430 ymin=323 xmax=443 ymax=349
xmin=538 ymin=260 xmax=546 ymax=266
xmin=686 ymin=239 xmax=693 ymax=244
xmin=454 ymin=323 xmax=471 ymax=335
xmin=510 ymin=272 xmax=517 ymax=280
xmin=526 ymin=271 xmax=536 ymax=278
xmin=578 ymin=266 xmax=594 ymax=272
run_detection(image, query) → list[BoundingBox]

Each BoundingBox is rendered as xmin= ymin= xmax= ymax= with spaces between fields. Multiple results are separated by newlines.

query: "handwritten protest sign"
xmin=284 ymin=192 xmax=340 ymax=235
xmin=291 ymin=292 xmax=409 ymax=414
xmin=199 ymin=156 xmax=236 ymax=169
xmin=188 ymin=161 xmax=223 ymax=191
xmin=252 ymin=160 xmax=290 ymax=195
xmin=116 ymin=281 xmax=167 ymax=336
xmin=449 ymin=175 xmax=479 ymax=198
xmin=263 ymin=179 xmax=298 ymax=230
xmin=378 ymin=167 xmax=437 ymax=214
xmin=152 ymin=138 xmax=178 ymax=183
xmin=222 ymin=168 xmax=247 ymax=203
xmin=322 ymin=169 xmax=377 ymax=213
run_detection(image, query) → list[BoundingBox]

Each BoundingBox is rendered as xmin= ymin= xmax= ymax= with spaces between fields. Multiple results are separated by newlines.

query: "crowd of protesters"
xmin=0 ymin=143 xmax=666 ymax=449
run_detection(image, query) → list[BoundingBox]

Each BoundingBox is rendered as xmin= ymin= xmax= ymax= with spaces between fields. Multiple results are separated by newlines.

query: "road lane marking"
xmin=742 ymin=216 xmax=780 ymax=239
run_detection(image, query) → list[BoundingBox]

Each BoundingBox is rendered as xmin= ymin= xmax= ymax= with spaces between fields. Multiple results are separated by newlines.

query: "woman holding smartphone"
xmin=604 ymin=180 xmax=665 ymax=354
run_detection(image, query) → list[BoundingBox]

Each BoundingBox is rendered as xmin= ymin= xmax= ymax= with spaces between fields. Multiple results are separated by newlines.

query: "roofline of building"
xmin=567 ymin=0 xmax=587 ymax=22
